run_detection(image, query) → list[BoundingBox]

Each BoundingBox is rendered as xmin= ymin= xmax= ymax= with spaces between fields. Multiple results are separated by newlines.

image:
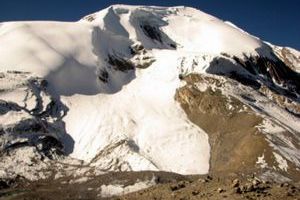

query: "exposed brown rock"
xmin=277 ymin=47 xmax=300 ymax=71
xmin=232 ymin=179 xmax=240 ymax=188
xmin=175 ymin=74 xmax=272 ymax=175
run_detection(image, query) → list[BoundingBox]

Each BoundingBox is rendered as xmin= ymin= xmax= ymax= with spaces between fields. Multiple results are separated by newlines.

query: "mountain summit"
xmin=0 ymin=4 xmax=299 ymax=193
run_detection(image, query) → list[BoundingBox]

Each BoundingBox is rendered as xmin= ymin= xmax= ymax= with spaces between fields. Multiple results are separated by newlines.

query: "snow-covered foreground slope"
xmin=0 ymin=5 xmax=300 ymax=181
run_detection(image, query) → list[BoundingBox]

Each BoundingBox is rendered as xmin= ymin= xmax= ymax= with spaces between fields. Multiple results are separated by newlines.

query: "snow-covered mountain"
xmin=0 ymin=5 xmax=299 ymax=182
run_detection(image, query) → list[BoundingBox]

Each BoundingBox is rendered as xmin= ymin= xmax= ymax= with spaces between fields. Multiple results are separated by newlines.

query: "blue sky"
xmin=1 ymin=0 xmax=299 ymax=50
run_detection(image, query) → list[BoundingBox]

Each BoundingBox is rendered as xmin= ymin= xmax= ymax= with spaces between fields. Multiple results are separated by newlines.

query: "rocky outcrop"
xmin=0 ymin=72 xmax=73 ymax=180
xmin=175 ymin=74 xmax=300 ymax=181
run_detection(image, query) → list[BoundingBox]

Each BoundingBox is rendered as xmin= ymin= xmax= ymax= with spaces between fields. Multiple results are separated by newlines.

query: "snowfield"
xmin=0 ymin=5 xmax=299 ymax=178
xmin=0 ymin=5 xmax=214 ymax=175
xmin=63 ymin=49 xmax=211 ymax=174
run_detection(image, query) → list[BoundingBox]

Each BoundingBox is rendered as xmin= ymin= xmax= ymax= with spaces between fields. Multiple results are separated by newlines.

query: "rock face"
xmin=0 ymin=4 xmax=299 ymax=187
xmin=175 ymin=74 xmax=300 ymax=181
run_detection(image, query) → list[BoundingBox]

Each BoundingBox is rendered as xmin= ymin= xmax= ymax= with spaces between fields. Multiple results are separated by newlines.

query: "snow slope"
xmin=62 ymin=49 xmax=210 ymax=174
xmin=0 ymin=5 xmax=299 ymax=177
xmin=0 ymin=5 xmax=214 ymax=175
